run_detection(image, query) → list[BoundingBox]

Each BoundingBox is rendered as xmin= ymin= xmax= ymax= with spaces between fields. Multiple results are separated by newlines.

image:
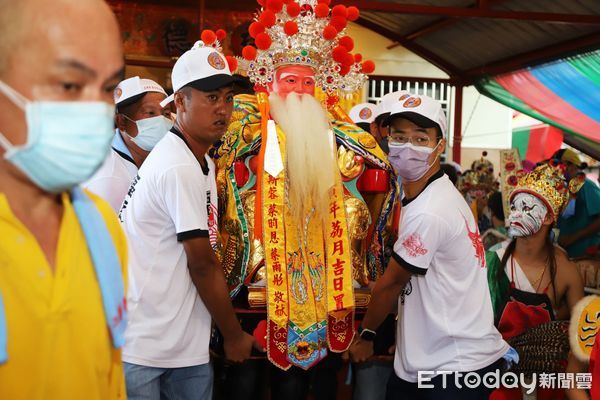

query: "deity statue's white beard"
xmin=269 ymin=92 xmax=336 ymax=226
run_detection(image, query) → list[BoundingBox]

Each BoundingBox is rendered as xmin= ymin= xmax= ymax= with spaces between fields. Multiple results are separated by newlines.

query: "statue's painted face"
xmin=268 ymin=65 xmax=316 ymax=98
xmin=507 ymin=192 xmax=549 ymax=238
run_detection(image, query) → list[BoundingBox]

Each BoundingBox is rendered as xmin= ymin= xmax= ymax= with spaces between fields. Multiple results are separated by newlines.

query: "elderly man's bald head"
xmin=0 ymin=0 xmax=124 ymax=152
xmin=0 ymin=0 xmax=122 ymax=76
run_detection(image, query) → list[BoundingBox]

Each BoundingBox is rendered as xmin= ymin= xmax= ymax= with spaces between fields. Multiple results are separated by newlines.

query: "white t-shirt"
xmin=393 ymin=171 xmax=509 ymax=382
xmin=84 ymin=131 xmax=138 ymax=212
xmin=119 ymin=129 xmax=218 ymax=368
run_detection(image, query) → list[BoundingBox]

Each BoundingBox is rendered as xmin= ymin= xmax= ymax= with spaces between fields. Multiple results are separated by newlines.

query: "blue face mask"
xmin=0 ymin=80 xmax=114 ymax=193
xmin=123 ymin=114 xmax=173 ymax=151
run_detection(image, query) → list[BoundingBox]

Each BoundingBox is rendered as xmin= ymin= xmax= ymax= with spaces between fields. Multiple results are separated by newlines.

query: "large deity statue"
xmin=210 ymin=0 xmax=398 ymax=370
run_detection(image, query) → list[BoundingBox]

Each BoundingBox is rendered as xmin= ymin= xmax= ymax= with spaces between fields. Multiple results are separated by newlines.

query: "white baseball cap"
xmin=114 ymin=76 xmax=167 ymax=108
xmin=385 ymin=94 xmax=447 ymax=137
xmin=373 ymin=90 xmax=411 ymax=121
xmin=349 ymin=103 xmax=377 ymax=124
xmin=160 ymin=41 xmax=239 ymax=107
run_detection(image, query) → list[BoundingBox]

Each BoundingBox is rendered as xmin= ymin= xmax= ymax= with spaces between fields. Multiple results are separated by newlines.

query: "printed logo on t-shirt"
xmin=400 ymin=280 xmax=412 ymax=305
xmin=119 ymin=174 xmax=141 ymax=222
xmin=207 ymin=190 xmax=218 ymax=249
xmin=462 ymin=214 xmax=485 ymax=268
xmin=401 ymin=233 xmax=428 ymax=258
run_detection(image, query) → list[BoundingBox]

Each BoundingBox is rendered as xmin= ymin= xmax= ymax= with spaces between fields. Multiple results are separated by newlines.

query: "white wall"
xmin=346 ymin=23 xmax=448 ymax=79
xmin=448 ymin=86 xmax=512 ymax=150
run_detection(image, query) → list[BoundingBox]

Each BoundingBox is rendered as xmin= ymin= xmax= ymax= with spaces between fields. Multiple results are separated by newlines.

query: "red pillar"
xmin=452 ymin=85 xmax=463 ymax=164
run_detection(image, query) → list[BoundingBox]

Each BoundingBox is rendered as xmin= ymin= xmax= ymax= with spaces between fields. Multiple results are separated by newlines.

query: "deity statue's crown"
xmin=239 ymin=0 xmax=375 ymax=94
xmin=509 ymin=160 xmax=584 ymax=219
xmin=471 ymin=151 xmax=495 ymax=177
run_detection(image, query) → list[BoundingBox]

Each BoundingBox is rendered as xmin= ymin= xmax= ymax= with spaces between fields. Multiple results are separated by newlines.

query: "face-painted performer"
xmin=209 ymin=0 xmax=397 ymax=377
xmin=486 ymin=162 xmax=587 ymax=399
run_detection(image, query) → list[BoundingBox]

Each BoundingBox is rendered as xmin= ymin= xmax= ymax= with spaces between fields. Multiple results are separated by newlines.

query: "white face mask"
xmin=124 ymin=115 xmax=173 ymax=151
xmin=387 ymin=141 xmax=441 ymax=182
xmin=507 ymin=193 xmax=548 ymax=237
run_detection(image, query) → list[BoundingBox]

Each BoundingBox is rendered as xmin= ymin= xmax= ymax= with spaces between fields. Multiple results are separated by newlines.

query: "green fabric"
xmin=485 ymin=249 xmax=510 ymax=323
xmin=557 ymin=179 xmax=600 ymax=257
xmin=568 ymin=52 xmax=600 ymax=88
xmin=476 ymin=77 xmax=600 ymax=158
xmin=476 ymin=78 xmax=577 ymax=136
xmin=511 ymin=128 xmax=531 ymax=159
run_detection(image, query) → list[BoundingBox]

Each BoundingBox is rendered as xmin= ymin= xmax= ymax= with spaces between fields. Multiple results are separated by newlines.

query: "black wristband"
xmin=358 ymin=325 xmax=376 ymax=342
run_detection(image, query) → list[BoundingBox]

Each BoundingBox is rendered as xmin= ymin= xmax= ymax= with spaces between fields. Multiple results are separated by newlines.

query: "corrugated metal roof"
xmin=357 ymin=0 xmax=600 ymax=82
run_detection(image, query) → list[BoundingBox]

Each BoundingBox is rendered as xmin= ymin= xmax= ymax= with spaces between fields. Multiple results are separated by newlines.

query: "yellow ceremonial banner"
xmin=263 ymin=127 xmax=291 ymax=370
xmin=325 ymin=183 xmax=355 ymax=351
xmin=499 ymin=149 xmax=522 ymax=223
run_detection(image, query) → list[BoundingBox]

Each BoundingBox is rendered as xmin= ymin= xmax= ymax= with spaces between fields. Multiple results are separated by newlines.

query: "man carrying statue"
xmin=210 ymin=1 xmax=398 ymax=398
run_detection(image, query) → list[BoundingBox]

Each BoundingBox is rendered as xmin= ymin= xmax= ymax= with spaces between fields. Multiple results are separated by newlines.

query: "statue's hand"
xmin=338 ymin=145 xmax=364 ymax=180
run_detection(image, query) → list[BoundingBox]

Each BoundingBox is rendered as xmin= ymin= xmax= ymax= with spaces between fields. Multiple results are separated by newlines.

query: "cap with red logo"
xmin=160 ymin=41 xmax=240 ymax=107
xmin=349 ymin=103 xmax=377 ymax=124
xmin=385 ymin=94 xmax=447 ymax=137
xmin=114 ymin=76 xmax=167 ymax=109
xmin=373 ymin=90 xmax=411 ymax=121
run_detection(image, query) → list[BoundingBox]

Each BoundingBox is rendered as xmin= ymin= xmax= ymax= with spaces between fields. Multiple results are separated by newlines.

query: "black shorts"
xmin=385 ymin=358 xmax=504 ymax=400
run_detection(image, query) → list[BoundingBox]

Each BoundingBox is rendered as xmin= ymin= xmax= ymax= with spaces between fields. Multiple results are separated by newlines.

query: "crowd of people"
xmin=1 ymin=0 xmax=599 ymax=399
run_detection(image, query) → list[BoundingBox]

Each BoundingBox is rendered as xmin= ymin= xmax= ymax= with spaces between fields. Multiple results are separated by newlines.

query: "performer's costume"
xmin=487 ymin=162 xmax=584 ymax=400
xmin=458 ymin=152 xmax=498 ymax=233
xmin=210 ymin=1 xmax=397 ymax=371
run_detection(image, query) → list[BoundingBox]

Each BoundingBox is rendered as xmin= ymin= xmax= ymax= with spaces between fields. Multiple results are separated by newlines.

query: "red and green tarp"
xmin=512 ymin=125 xmax=563 ymax=163
xmin=477 ymin=50 xmax=600 ymax=159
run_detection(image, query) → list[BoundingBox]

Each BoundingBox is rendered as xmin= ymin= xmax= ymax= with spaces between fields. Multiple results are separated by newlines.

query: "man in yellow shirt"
xmin=0 ymin=0 xmax=127 ymax=399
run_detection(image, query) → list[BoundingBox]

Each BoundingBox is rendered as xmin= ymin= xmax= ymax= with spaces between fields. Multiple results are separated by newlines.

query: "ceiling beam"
xmin=355 ymin=17 xmax=461 ymax=79
xmin=461 ymin=32 xmax=600 ymax=83
xmin=336 ymin=1 xmax=600 ymax=24
xmin=401 ymin=0 xmax=511 ymax=43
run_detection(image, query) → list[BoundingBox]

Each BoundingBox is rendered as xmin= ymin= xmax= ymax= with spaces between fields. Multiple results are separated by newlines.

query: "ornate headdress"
xmin=509 ymin=161 xmax=585 ymax=219
xmin=471 ymin=151 xmax=494 ymax=177
xmin=458 ymin=151 xmax=497 ymax=194
xmin=239 ymin=0 xmax=375 ymax=95
xmin=457 ymin=170 xmax=496 ymax=194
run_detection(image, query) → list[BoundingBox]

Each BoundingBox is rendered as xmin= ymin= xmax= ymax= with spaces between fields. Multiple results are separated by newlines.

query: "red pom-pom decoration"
xmin=248 ymin=21 xmax=265 ymax=38
xmin=284 ymin=20 xmax=298 ymax=36
xmin=314 ymin=3 xmax=329 ymax=18
xmin=332 ymin=46 xmax=348 ymax=63
xmin=346 ymin=6 xmax=360 ymax=21
xmin=330 ymin=16 xmax=347 ymax=32
xmin=362 ymin=60 xmax=375 ymax=74
xmin=341 ymin=52 xmax=354 ymax=67
xmin=216 ymin=29 xmax=227 ymax=41
xmin=354 ymin=53 xmax=363 ymax=63
xmin=259 ymin=10 xmax=277 ymax=27
xmin=339 ymin=64 xmax=351 ymax=76
xmin=286 ymin=2 xmax=301 ymax=17
xmin=317 ymin=0 xmax=331 ymax=4
xmin=242 ymin=45 xmax=257 ymax=60
xmin=255 ymin=33 xmax=273 ymax=50
xmin=257 ymin=0 xmax=265 ymax=6
xmin=201 ymin=29 xmax=217 ymax=45
xmin=267 ymin=0 xmax=284 ymax=13
xmin=226 ymin=56 xmax=238 ymax=72
xmin=331 ymin=5 xmax=347 ymax=18
xmin=338 ymin=36 xmax=354 ymax=52
xmin=322 ymin=25 xmax=337 ymax=40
